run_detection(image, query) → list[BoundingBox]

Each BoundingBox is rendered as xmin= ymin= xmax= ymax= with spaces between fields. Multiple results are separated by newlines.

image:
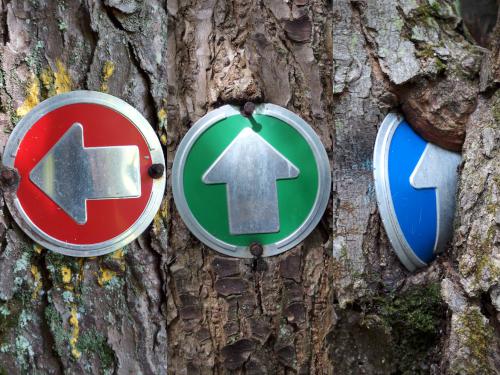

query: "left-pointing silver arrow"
xmin=30 ymin=123 xmax=141 ymax=225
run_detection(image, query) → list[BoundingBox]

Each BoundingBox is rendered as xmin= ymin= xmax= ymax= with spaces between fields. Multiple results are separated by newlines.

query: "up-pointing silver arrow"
xmin=410 ymin=143 xmax=461 ymax=252
xmin=30 ymin=123 xmax=141 ymax=225
xmin=203 ymin=127 xmax=300 ymax=235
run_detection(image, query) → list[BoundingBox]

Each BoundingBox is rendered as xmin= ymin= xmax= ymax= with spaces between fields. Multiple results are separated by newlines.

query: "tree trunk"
xmin=0 ymin=1 xmax=169 ymax=374
xmin=166 ymin=0 xmax=334 ymax=373
xmin=0 ymin=0 xmax=498 ymax=374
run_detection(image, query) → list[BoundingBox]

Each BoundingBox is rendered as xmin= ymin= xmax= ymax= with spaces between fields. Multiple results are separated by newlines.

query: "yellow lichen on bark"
xmin=54 ymin=59 xmax=72 ymax=94
xmin=97 ymin=268 xmax=116 ymax=286
xmin=158 ymin=108 xmax=167 ymax=122
xmin=100 ymin=61 xmax=115 ymax=92
xmin=69 ymin=307 xmax=81 ymax=359
xmin=40 ymin=67 xmax=55 ymax=97
xmin=30 ymin=265 xmax=42 ymax=300
xmin=110 ymin=249 xmax=126 ymax=272
xmin=33 ymin=243 xmax=43 ymax=254
xmin=16 ymin=76 xmax=40 ymax=117
xmin=17 ymin=59 xmax=72 ymax=119
xmin=158 ymin=108 xmax=167 ymax=145
xmin=160 ymin=134 xmax=167 ymax=145
xmin=152 ymin=199 xmax=168 ymax=235
xmin=111 ymin=248 xmax=124 ymax=259
xmin=152 ymin=212 xmax=162 ymax=235
xmin=61 ymin=266 xmax=72 ymax=284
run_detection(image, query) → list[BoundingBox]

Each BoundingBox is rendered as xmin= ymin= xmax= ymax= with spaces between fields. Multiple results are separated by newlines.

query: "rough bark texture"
xmin=166 ymin=1 xmax=334 ymax=373
xmin=330 ymin=1 xmax=499 ymax=374
xmin=443 ymin=13 xmax=500 ymax=373
xmin=0 ymin=1 xmax=169 ymax=374
xmin=0 ymin=0 xmax=498 ymax=374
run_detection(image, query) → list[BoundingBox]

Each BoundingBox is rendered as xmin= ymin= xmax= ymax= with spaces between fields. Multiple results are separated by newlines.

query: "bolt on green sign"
xmin=172 ymin=104 xmax=330 ymax=257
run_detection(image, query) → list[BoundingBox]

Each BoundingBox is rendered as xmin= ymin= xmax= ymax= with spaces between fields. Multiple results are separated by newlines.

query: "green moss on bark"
xmin=455 ymin=308 xmax=495 ymax=374
xmin=76 ymin=330 xmax=116 ymax=370
xmin=374 ymin=283 xmax=445 ymax=374
xmin=44 ymin=305 xmax=70 ymax=357
xmin=0 ymin=301 xmax=21 ymax=345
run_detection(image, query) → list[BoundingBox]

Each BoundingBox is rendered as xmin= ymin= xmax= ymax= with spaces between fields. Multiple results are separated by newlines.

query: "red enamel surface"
xmin=14 ymin=103 xmax=153 ymax=244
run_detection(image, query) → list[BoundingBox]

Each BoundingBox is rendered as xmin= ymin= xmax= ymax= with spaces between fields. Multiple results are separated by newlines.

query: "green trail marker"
xmin=172 ymin=103 xmax=330 ymax=257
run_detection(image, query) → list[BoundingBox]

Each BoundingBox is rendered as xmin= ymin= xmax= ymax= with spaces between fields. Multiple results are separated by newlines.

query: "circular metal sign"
xmin=172 ymin=104 xmax=330 ymax=258
xmin=373 ymin=113 xmax=461 ymax=271
xmin=2 ymin=91 xmax=165 ymax=257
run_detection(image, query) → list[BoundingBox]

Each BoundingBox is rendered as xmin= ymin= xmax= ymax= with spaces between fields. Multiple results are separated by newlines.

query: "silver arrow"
xmin=202 ymin=127 xmax=299 ymax=235
xmin=410 ymin=143 xmax=461 ymax=252
xmin=30 ymin=123 xmax=141 ymax=224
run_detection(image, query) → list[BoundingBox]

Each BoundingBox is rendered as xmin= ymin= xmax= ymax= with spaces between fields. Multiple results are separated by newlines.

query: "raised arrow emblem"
xmin=30 ymin=123 xmax=141 ymax=224
xmin=202 ymin=127 xmax=299 ymax=235
xmin=410 ymin=143 xmax=461 ymax=252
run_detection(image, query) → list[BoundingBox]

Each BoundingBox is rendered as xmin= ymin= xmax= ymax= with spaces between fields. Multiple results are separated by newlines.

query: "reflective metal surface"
xmin=2 ymin=91 xmax=165 ymax=257
xmin=172 ymin=104 xmax=331 ymax=258
xmin=410 ymin=143 xmax=461 ymax=252
xmin=202 ymin=127 xmax=300 ymax=235
xmin=30 ymin=123 xmax=141 ymax=224
xmin=373 ymin=113 xmax=461 ymax=271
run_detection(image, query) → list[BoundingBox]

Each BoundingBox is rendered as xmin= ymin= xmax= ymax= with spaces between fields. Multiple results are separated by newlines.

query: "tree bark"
xmin=0 ymin=1 xmax=168 ymax=374
xmin=0 ymin=0 xmax=498 ymax=374
xmin=330 ymin=1 xmax=499 ymax=374
xmin=166 ymin=1 xmax=334 ymax=373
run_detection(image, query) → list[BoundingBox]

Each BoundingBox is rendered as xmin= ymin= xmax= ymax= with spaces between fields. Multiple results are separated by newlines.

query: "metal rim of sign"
xmin=2 ymin=91 xmax=165 ymax=257
xmin=373 ymin=113 xmax=427 ymax=271
xmin=172 ymin=103 xmax=331 ymax=258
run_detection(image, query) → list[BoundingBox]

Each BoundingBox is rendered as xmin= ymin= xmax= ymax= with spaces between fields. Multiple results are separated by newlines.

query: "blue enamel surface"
xmin=388 ymin=121 xmax=437 ymax=263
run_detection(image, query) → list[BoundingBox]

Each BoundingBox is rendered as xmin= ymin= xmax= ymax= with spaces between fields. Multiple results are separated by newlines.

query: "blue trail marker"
xmin=373 ymin=113 xmax=461 ymax=271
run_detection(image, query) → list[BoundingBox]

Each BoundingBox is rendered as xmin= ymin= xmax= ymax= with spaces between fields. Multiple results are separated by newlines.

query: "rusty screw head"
xmin=0 ymin=169 xmax=16 ymax=185
xmin=249 ymin=242 xmax=263 ymax=257
xmin=242 ymin=102 xmax=255 ymax=117
xmin=148 ymin=164 xmax=165 ymax=179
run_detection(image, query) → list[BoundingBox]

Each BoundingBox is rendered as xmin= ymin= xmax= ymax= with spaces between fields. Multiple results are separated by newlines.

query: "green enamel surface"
xmin=183 ymin=114 xmax=319 ymax=246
